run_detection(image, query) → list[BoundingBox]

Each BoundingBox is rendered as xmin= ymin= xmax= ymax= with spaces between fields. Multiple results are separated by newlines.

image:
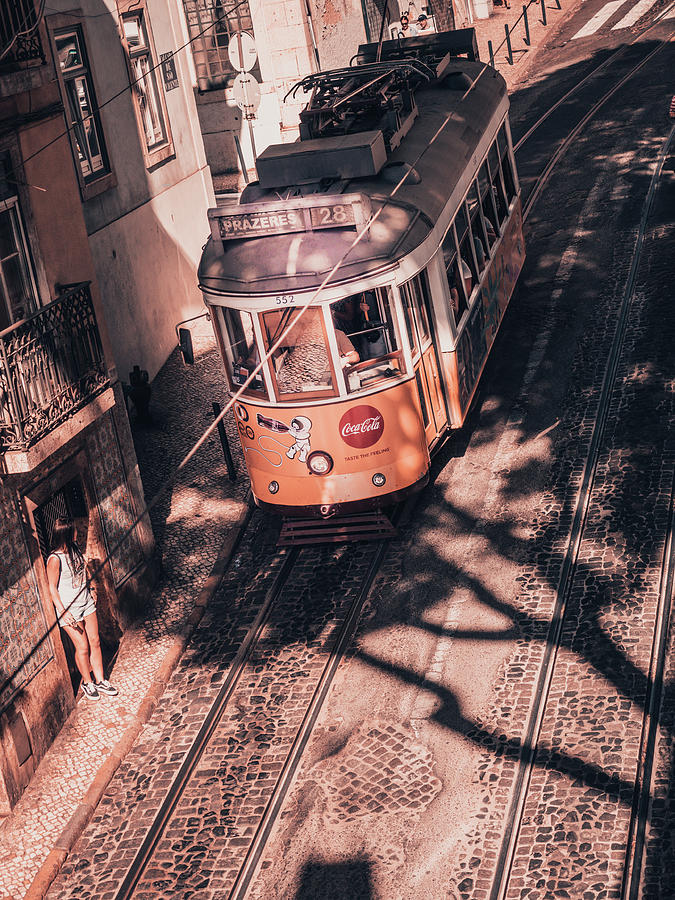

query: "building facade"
xmin=0 ymin=2 xmax=153 ymax=813
xmin=44 ymin=0 xmax=216 ymax=382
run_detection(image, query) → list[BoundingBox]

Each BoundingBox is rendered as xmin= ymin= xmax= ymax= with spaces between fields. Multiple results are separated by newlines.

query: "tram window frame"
xmin=477 ymin=162 xmax=500 ymax=246
xmin=498 ymin=123 xmax=517 ymax=203
xmin=488 ymin=142 xmax=509 ymax=226
xmin=415 ymin=369 xmax=430 ymax=429
xmin=261 ymin=306 xmax=339 ymax=401
xmin=459 ymin=230 xmax=478 ymax=300
xmin=216 ymin=307 xmax=269 ymax=399
xmin=454 ymin=203 xmax=470 ymax=246
xmin=332 ymin=286 xmax=407 ymax=396
xmin=441 ymin=222 xmax=469 ymax=326
xmin=400 ymin=273 xmax=432 ymax=359
xmin=467 ymin=181 xmax=489 ymax=272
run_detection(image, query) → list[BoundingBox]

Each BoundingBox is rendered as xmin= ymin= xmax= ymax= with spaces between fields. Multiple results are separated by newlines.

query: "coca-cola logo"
xmin=339 ymin=404 xmax=384 ymax=449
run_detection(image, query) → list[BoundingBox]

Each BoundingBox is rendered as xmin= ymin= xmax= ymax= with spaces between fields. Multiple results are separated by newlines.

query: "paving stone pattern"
xmin=48 ymin=529 xmax=384 ymax=898
xmin=308 ymin=720 xmax=442 ymax=825
xmin=443 ymin=82 xmax=675 ymax=899
xmin=130 ymin=319 xmax=249 ymax=637
xmin=628 ymin=158 xmax=675 ymax=899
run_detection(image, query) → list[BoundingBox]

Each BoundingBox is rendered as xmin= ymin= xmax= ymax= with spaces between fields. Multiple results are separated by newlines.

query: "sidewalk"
xmin=473 ymin=0 xmax=577 ymax=91
xmin=0 ymin=320 xmax=249 ymax=900
xmin=0 ymin=6 xmax=577 ymax=897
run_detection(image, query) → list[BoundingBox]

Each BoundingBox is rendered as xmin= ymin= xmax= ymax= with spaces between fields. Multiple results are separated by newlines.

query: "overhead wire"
xmin=7 ymin=0 xmax=254 ymax=178
xmin=1 ymin=35 xmax=490 ymax=694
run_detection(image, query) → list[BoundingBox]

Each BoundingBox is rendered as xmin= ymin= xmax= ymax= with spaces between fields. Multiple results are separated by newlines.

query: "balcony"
xmin=0 ymin=283 xmax=113 ymax=474
xmin=0 ymin=2 xmax=45 ymax=74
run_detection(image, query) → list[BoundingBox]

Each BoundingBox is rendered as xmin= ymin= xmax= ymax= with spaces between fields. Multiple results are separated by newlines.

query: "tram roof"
xmin=199 ymin=59 xmax=508 ymax=297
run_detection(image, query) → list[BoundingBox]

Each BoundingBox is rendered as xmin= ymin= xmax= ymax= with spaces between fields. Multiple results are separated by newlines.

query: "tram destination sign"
xmin=209 ymin=193 xmax=371 ymax=243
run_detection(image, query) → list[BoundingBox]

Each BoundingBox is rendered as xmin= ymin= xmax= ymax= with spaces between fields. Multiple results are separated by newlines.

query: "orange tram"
xmin=198 ymin=30 xmax=525 ymax=521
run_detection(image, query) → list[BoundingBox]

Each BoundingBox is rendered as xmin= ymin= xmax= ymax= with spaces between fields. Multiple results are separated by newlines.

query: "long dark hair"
xmin=51 ymin=517 xmax=86 ymax=580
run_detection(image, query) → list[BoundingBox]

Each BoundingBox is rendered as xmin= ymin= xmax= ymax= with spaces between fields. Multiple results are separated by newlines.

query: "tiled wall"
xmin=0 ymin=487 xmax=53 ymax=714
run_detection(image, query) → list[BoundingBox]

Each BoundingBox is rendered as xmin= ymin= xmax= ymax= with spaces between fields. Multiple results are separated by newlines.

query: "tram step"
xmin=278 ymin=513 xmax=397 ymax=546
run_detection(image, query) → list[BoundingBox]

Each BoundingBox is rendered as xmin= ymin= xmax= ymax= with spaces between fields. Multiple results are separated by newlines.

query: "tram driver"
xmin=332 ymin=293 xmax=387 ymax=361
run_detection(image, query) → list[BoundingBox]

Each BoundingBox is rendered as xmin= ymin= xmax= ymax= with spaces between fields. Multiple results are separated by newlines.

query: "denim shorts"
xmin=58 ymin=592 xmax=96 ymax=624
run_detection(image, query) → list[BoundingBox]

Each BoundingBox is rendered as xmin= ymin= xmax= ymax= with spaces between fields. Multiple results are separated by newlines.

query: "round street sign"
xmin=232 ymin=72 xmax=261 ymax=116
xmin=227 ymin=31 xmax=257 ymax=72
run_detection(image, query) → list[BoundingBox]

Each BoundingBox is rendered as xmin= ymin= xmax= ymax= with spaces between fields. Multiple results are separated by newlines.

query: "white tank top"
xmin=48 ymin=550 xmax=90 ymax=605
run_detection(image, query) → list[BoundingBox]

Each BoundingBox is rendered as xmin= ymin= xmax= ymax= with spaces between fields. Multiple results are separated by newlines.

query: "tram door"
xmin=400 ymin=274 xmax=448 ymax=443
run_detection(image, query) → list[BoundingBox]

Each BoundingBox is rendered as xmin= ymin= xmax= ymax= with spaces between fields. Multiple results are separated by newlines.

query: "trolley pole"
xmin=541 ymin=0 xmax=547 ymax=25
xmin=523 ymin=5 xmax=531 ymax=45
xmin=505 ymin=24 xmax=514 ymax=65
xmin=488 ymin=39 xmax=495 ymax=68
xmin=212 ymin=402 xmax=237 ymax=482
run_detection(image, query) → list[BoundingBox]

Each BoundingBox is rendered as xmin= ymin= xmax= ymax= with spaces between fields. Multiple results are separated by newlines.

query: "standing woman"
xmin=46 ymin=517 xmax=118 ymax=700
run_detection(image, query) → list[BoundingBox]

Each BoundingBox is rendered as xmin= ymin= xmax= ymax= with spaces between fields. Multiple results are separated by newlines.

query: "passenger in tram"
xmin=459 ymin=257 xmax=473 ymax=297
xmin=417 ymin=13 xmax=434 ymax=32
xmin=473 ymin=231 xmax=486 ymax=269
xmin=332 ymin=294 xmax=385 ymax=360
xmin=398 ymin=13 xmax=418 ymax=36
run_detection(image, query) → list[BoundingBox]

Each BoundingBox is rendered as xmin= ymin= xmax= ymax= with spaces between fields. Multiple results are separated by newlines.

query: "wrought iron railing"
xmin=0 ymin=283 xmax=110 ymax=452
xmin=0 ymin=1 xmax=45 ymax=71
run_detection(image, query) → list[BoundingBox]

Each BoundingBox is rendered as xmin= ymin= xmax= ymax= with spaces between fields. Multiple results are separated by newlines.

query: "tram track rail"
xmin=513 ymin=7 xmax=674 ymax=222
xmin=116 ymin=40 xmax=675 ymax=900
xmin=513 ymin=3 xmax=675 ymax=157
xmin=113 ymin=504 xmax=405 ymax=900
xmin=489 ymin=123 xmax=675 ymax=900
xmin=520 ymin=39 xmax=671 ymax=221
xmin=42 ymin=17 xmax=675 ymax=900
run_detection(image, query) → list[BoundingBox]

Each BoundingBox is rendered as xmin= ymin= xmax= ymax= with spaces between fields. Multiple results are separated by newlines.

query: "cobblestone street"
xmin=2 ymin=2 xmax=675 ymax=899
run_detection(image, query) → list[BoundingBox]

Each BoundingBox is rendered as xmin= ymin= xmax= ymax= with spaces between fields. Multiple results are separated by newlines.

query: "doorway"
xmin=23 ymin=454 xmax=120 ymax=697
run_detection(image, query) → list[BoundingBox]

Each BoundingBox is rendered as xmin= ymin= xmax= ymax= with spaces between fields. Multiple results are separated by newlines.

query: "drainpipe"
xmin=303 ymin=0 xmax=321 ymax=72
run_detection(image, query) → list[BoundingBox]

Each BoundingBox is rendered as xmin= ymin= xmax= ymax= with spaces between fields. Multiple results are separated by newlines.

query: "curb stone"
xmin=22 ymin=498 xmax=252 ymax=900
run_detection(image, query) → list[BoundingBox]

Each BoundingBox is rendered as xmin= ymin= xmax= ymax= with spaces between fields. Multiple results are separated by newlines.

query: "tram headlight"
xmin=268 ymin=480 xmax=279 ymax=494
xmin=307 ymin=451 xmax=333 ymax=476
xmin=372 ymin=472 xmax=386 ymax=487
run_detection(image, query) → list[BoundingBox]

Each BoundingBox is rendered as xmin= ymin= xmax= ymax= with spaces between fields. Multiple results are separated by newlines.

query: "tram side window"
xmin=488 ymin=143 xmax=509 ymax=226
xmin=262 ymin=307 xmax=336 ymax=399
xmin=441 ymin=226 xmax=468 ymax=323
xmin=218 ymin=307 xmax=267 ymax=397
xmin=453 ymin=202 xmax=478 ymax=296
xmin=497 ymin=123 xmax=517 ymax=202
xmin=467 ymin=181 xmax=489 ymax=271
xmin=477 ymin=162 xmax=499 ymax=247
xmin=330 ymin=287 xmax=405 ymax=394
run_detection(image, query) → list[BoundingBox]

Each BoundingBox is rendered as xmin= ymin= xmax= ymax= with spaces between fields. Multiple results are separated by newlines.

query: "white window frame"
xmin=119 ymin=4 xmax=174 ymax=168
xmin=50 ymin=24 xmax=115 ymax=202
xmin=0 ymin=196 xmax=40 ymax=331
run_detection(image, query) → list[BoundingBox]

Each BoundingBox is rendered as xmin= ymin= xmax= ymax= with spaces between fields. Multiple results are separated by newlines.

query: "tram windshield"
xmin=218 ymin=307 xmax=268 ymax=397
xmin=262 ymin=307 xmax=336 ymax=399
xmin=329 ymin=287 xmax=404 ymax=394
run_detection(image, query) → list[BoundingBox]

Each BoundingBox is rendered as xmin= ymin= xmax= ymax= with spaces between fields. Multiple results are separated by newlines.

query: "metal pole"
xmin=554 ymin=0 xmax=561 ymax=8
xmin=505 ymin=24 xmax=513 ymax=65
xmin=247 ymin=116 xmax=257 ymax=162
xmin=234 ymin=134 xmax=249 ymax=185
xmin=488 ymin=39 xmax=495 ymax=68
xmin=212 ymin=402 xmax=237 ymax=482
xmin=523 ymin=5 xmax=530 ymax=45
xmin=541 ymin=0 xmax=547 ymax=25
